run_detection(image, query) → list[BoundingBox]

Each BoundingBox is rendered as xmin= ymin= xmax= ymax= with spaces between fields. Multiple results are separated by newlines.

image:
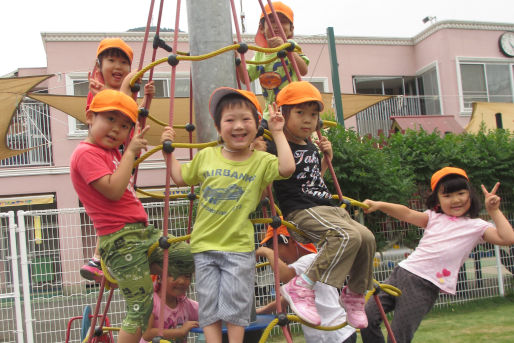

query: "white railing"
xmin=0 ymin=201 xmax=512 ymax=342
xmin=355 ymin=95 xmax=442 ymax=137
xmin=1 ymin=99 xmax=52 ymax=167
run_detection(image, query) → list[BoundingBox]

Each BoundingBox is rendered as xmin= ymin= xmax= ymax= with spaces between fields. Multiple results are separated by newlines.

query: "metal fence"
xmin=0 ymin=199 xmax=512 ymax=342
xmin=1 ymin=99 xmax=52 ymax=167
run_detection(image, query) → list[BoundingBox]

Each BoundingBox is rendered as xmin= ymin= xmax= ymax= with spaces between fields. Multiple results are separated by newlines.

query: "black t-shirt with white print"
xmin=268 ymin=139 xmax=334 ymax=217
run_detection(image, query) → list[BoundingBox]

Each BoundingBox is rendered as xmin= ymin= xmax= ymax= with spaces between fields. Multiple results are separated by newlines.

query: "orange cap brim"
xmin=430 ymin=167 xmax=469 ymax=191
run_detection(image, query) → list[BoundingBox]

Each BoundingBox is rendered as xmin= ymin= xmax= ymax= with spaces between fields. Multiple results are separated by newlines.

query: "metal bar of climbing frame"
xmin=159 ymin=0 xmax=183 ymax=336
xmin=229 ymin=0 xmax=252 ymax=90
xmin=373 ymin=293 xmax=397 ymax=343
xmin=132 ymin=0 xmax=158 ymax=187
xmin=326 ymin=27 xmax=344 ymax=126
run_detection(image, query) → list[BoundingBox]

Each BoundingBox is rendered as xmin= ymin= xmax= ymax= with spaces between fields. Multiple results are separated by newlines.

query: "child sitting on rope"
xmin=361 ymin=167 xmax=514 ymax=343
xmin=237 ymin=1 xmax=308 ymax=121
xmin=265 ymin=81 xmax=376 ymax=329
xmin=140 ymin=258 xmax=198 ymax=343
xmin=70 ymin=89 xmax=187 ymax=343
xmin=160 ymin=87 xmax=294 ymax=343
xmin=257 ymin=223 xmax=357 ymax=343
xmin=81 ymin=37 xmax=155 ymax=283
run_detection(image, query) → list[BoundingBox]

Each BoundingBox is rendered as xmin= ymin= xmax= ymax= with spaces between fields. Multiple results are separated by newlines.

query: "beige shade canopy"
xmin=465 ymin=101 xmax=514 ymax=133
xmin=0 ymin=75 xmax=52 ymax=160
xmin=1 ymin=75 xmax=391 ymax=158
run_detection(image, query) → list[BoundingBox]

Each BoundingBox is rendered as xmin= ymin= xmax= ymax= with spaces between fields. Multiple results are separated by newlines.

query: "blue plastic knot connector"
xmin=167 ymin=54 xmax=179 ymax=66
xmin=341 ymin=198 xmax=351 ymax=207
xmin=277 ymin=50 xmax=287 ymax=58
xmin=237 ymin=42 xmax=248 ymax=54
xmin=317 ymin=119 xmax=324 ymax=130
xmin=235 ymin=57 xmax=241 ymax=66
xmin=138 ymin=107 xmax=149 ymax=118
xmin=277 ymin=313 xmax=289 ymax=326
xmin=270 ymin=215 xmax=282 ymax=229
xmin=158 ymin=236 xmax=171 ymax=249
xmin=259 ymin=197 xmax=270 ymax=208
xmin=162 ymin=140 xmax=174 ymax=153
xmin=152 ymin=337 xmax=163 ymax=343
xmin=285 ymin=40 xmax=296 ymax=52
xmin=130 ymin=83 xmax=140 ymax=93
xmin=185 ymin=123 xmax=196 ymax=132
xmin=256 ymin=126 xmax=264 ymax=137
xmin=187 ymin=192 xmax=197 ymax=201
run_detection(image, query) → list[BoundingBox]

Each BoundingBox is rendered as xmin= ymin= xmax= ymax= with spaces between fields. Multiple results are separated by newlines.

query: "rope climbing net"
xmin=81 ymin=1 xmax=402 ymax=343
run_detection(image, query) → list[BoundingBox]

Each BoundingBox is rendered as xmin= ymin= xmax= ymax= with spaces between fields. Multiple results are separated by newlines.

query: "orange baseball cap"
xmin=208 ymin=87 xmax=262 ymax=120
xmin=88 ymin=89 xmax=139 ymax=124
xmin=430 ymin=167 xmax=469 ymax=191
xmin=255 ymin=1 xmax=294 ymax=48
xmin=260 ymin=221 xmax=317 ymax=254
xmin=276 ymin=81 xmax=324 ymax=111
xmin=97 ymin=38 xmax=134 ymax=64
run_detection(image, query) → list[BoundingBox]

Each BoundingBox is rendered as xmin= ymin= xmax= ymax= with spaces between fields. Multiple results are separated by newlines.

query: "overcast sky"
xmin=1 ymin=0 xmax=513 ymax=76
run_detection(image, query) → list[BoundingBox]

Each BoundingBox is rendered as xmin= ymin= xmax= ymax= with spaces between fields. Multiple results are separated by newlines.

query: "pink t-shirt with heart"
xmin=399 ymin=210 xmax=490 ymax=294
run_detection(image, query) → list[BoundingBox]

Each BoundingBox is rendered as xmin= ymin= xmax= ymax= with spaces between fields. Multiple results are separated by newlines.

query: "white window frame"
xmin=66 ymin=72 xmax=89 ymax=138
xmin=456 ymin=57 xmax=514 ymax=115
xmin=416 ymin=61 xmax=443 ymax=115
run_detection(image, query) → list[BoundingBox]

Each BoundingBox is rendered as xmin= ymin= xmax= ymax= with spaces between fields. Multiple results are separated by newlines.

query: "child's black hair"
xmin=213 ymin=94 xmax=260 ymax=130
xmin=97 ymin=48 xmax=131 ymax=68
xmin=426 ymin=174 xmax=481 ymax=218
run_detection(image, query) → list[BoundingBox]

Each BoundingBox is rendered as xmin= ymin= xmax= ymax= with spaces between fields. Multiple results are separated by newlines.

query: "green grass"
xmin=356 ymin=295 xmax=514 ymax=343
xmin=267 ymin=295 xmax=514 ymax=342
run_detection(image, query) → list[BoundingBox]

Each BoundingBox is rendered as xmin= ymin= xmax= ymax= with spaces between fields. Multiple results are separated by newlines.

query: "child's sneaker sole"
xmin=80 ymin=265 xmax=103 ymax=283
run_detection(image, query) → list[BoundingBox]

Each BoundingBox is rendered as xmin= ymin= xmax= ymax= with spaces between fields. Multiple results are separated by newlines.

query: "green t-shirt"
xmin=181 ymin=147 xmax=285 ymax=253
xmin=247 ymin=41 xmax=309 ymax=120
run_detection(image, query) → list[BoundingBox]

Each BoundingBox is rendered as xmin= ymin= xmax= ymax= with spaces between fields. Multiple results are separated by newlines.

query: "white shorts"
xmin=194 ymin=250 xmax=255 ymax=327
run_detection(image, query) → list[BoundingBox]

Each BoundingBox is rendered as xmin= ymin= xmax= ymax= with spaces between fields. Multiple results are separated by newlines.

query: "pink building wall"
xmin=2 ymin=20 xmax=514 ymax=212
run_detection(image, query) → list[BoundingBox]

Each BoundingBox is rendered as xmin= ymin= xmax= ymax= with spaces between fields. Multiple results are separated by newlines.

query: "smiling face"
xmin=98 ymin=50 xmax=131 ymax=90
xmin=86 ymin=111 xmax=133 ymax=149
xmin=437 ymin=188 xmax=471 ymax=218
xmin=216 ymin=102 xmax=258 ymax=152
xmin=284 ymin=102 xmax=320 ymax=144
xmin=165 ymin=274 xmax=192 ymax=299
xmin=261 ymin=13 xmax=294 ymax=40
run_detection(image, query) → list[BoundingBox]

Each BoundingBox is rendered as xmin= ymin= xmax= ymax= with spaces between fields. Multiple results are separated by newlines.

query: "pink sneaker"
xmin=280 ymin=275 xmax=321 ymax=326
xmin=80 ymin=258 xmax=103 ymax=283
xmin=339 ymin=286 xmax=368 ymax=329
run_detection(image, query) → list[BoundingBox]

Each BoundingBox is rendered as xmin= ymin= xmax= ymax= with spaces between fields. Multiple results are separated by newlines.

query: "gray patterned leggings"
xmin=360 ymin=266 xmax=440 ymax=343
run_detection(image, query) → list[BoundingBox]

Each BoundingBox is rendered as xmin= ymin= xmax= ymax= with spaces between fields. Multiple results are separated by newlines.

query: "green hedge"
xmin=323 ymin=126 xmax=514 ymax=250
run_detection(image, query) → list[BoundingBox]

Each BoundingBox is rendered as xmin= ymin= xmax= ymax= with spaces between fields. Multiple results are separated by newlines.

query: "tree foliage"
xmin=322 ymin=126 xmax=514 ymax=250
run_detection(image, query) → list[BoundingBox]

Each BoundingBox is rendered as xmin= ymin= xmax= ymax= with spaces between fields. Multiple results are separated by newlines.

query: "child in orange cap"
xmin=81 ymin=38 xmax=155 ymax=282
xmin=87 ymin=37 xmax=154 ymax=109
xmin=361 ymin=167 xmax=514 ymax=343
xmin=160 ymin=87 xmax=294 ymax=343
xmin=267 ymin=81 xmax=376 ymax=329
xmin=71 ymin=89 xmax=191 ymax=343
xmin=237 ymin=1 xmax=308 ymax=121
xmin=257 ymin=223 xmax=357 ymax=343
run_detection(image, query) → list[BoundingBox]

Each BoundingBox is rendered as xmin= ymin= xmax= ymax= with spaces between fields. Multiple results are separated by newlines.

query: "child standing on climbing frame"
xmin=237 ymin=1 xmax=308 ymax=121
xmin=267 ymin=81 xmax=376 ymax=329
xmin=71 ymin=89 xmax=188 ymax=343
xmin=81 ymin=37 xmax=155 ymax=282
xmin=360 ymin=167 xmax=514 ymax=343
xmin=160 ymin=87 xmax=295 ymax=343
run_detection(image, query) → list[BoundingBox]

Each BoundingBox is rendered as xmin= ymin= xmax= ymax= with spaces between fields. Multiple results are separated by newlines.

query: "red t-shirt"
xmin=70 ymin=142 xmax=148 ymax=236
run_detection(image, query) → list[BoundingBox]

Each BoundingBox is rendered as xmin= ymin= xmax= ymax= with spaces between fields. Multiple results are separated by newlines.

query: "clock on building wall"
xmin=499 ymin=32 xmax=514 ymax=57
